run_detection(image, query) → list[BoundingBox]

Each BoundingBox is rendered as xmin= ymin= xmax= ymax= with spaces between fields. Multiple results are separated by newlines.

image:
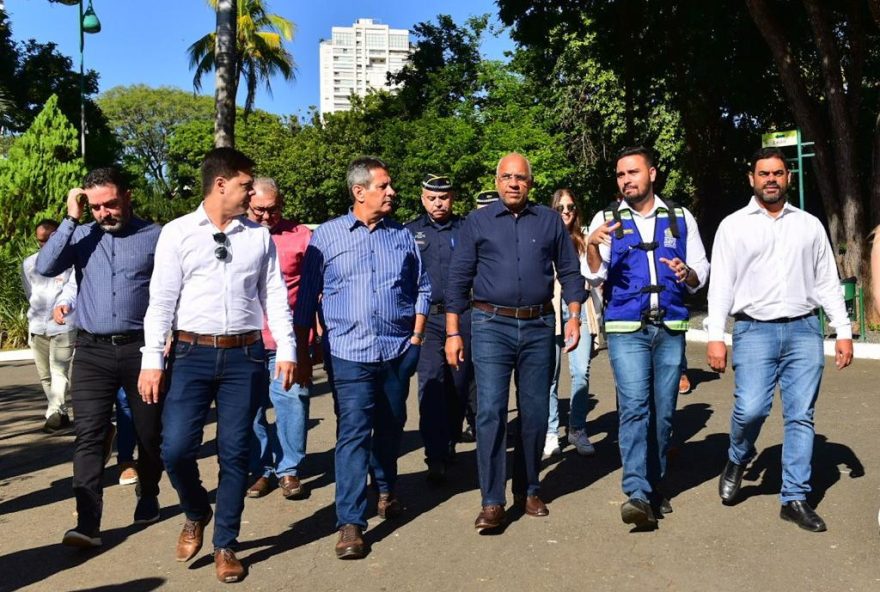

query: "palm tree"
xmin=188 ymin=0 xmax=295 ymax=117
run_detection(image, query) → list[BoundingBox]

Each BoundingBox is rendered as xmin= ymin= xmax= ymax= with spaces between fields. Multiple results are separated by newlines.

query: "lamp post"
xmin=53 ymin=0 xmax=101 ymax=158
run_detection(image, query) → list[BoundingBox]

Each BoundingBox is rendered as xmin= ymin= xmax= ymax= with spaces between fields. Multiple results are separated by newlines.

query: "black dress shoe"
xmin=620 ymin=498 xmax=657 ymax=529
xmin=718 ymin=460 xmax=745 ymax=503
xmin=780 ymin=500 xmax=827 ymax=532
xmin=652 ymin=497 xmax=673 ymax=516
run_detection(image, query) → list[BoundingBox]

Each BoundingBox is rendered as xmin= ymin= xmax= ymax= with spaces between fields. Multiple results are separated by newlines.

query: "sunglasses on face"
xmin=555 ymin=204 xmax=577 ymax=213
xmin=213 ymin=232 xmax=228 ymax=260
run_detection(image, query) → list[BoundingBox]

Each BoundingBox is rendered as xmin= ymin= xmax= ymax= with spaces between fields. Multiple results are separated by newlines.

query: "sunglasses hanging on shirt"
xmin=213 ymin=232 xmax=228 ymax=260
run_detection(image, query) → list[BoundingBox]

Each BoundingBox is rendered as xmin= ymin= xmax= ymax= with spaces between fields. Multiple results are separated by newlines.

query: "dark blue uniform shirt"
xmin=405 ymin=213 xmax=465 ymax=305
xmin=445 ymin=199 xmax=586 ymax=313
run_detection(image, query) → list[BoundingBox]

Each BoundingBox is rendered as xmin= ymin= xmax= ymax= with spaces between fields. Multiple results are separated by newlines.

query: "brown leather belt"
xmin=174 ymin=330 xmax=261 ymax=348
xmin=472 ymin=301 xmax=553 ymax=320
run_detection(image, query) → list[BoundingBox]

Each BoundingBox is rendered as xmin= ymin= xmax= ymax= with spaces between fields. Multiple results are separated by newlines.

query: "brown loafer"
xmin=246 ymin=476 xmax=271 ymax=499
xmin=279 ymin=475 xmax=305 ymax=499
xmin=176 ymin=508 xmax=213 ymax=562
xmin=214 ymin=548 xmax=245 ymax=583
xmin=514 ymin=494 xmax=549 ymax=517
xmin=474 ymin=504 xmax=506 ymax=531
xmin=377 ymin=492 xmax=401 ymax=519
xmin=335 ymin=524 xmax=365 ymax=559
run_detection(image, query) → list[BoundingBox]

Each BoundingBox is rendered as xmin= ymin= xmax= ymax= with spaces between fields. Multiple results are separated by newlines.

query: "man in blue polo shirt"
xmin=446 ymin=152 xmax=586 ymax=532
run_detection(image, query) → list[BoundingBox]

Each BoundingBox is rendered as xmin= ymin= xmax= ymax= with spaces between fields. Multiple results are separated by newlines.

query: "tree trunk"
xmin=214 ymin=0 xmax=237 ymax=148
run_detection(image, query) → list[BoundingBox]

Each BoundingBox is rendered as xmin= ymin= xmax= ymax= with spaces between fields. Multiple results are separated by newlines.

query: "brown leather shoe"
xmin=515 ymin=494 xmax=549 ymax=517
xmin=474 ymin=505 xmax=506 ymax=531
xmin=246 ymin=476 xmax=271 ymax=499
xmin=214 ymin=548 xmax=245 ymax=583
xmin=175 ymin=508 xmax=213 ymax=562
xmin=377 ymin=492 xmax=402 ymax=519
xmin=335 ymin=524 xmax=365 ymax=559
xmin=279 ymin=475 xmax=305 ymax=499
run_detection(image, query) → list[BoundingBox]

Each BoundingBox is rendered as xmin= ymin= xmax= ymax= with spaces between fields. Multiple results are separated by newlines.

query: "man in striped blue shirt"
xmin=294 ymin=156 xmax=431 ymax=560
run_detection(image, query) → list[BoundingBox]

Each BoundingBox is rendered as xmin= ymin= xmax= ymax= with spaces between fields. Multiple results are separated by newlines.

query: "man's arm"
xmin=812 ymin=219 xmax=852 ymax=370
xmin=553 ymin=215 xmax=585 ymax=352
xmin=292 ymin=237 xmax=325 ymax=385
xmin=706 ymin=220 xmax=736 ymax=373
xmin=261 ymin=236 xmax=296 ymax=390
xmin=584 ymin=211 xmax=617 ymax=278
xmin=444 ymin=216 xmax=477 ymax=368
xmin=36 ymin=189 xmax=87 ymax=277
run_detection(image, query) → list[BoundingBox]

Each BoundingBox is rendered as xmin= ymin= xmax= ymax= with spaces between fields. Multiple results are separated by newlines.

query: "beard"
xmin=623 ymin=186 xmax=651 ymax=207
xmin=755 ymin=184 xmax=787 ymax=205
xmin=99 ymin=212 xmax=129 ymax=234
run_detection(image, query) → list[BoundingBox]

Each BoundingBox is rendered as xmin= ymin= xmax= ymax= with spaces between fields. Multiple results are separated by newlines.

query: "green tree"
xmin=0 ymin=94 xmax=86 ymax=246
xmin=188 ymin=0 xmax=296 ymax=118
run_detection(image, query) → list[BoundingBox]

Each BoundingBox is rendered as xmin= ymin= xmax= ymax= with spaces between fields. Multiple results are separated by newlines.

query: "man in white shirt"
xmin=138 ymin=147 xmax=296 ymax=583
xmin=585 ymin=146 xmax=709 ymax=530
xmin=707 ymin=147 xmax=853 ymax=532
xmin=21 ymin=219 xmax=78 ymax=431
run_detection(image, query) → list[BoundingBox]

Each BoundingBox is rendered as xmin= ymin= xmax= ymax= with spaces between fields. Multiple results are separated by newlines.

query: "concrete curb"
xmin=0 ymin=349 xmax=32 ymax=362
xmin=684 ymin=329 xmax=880 ymax=360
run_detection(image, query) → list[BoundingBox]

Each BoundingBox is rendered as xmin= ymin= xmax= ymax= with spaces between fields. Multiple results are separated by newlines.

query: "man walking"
xmin=707 ymin=147 xmax=852 ymax=532
xmin=294 ymin=156 xmax=430 ymax=559
xmin=406 ymin=174 xmax=472 ymax=484
xmin=138 ymin=148 xmax=296 ymax=583
xmin=244 ymin=178 xmax=313 ymax=501
xmin=446 ymin=153 xmax=586 ymax=531
xmin=22 ymin=219 xmax=77 ymax=432
xmin=585 ymin=146 xmax=709 ymax=529
xmin=37 ymin=167 xmax=164 ymax=547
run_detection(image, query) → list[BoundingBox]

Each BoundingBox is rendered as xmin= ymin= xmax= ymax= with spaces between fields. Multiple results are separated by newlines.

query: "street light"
xmin=53 ymin=0 xmax=101 ymax=158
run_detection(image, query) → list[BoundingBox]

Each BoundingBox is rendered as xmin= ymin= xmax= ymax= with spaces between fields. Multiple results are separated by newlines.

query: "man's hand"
xmin=66 ymin=188 xmax=87 ymax=220
xmin=707 ymin=340 xmax=728 ymax=373
xmin=658 ymin=257 xmax=690 ymax=284
xmin=138 ymin=369 xmax=165 ymax=404
xmin=53 ymin=304 xmax=70 ymax=325
xmin=835 ymin=338 xmax=853 ymax=370
xmin=295 ymin=347 xmax=313 ymax=386
xmin=275 ymin=360 xmax=296 ymax=390
xmin=563 ymin=316 xmax=581 ymax=353
xmin=445 ymin=335 xmax=465 ymax=369
xmin=587 ymin=220 xmax=621 ymax=247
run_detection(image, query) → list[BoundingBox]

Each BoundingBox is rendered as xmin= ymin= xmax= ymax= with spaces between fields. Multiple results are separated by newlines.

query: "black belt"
xmin=472 ymin=301 xmax=553 ymax=320
xmin=429 ymin=303 xmax=445 ymax=315
xmin=79 ymin=330 xmax=144 ymax=345
xmin=733 ymin=310 xmax=817 ymax=324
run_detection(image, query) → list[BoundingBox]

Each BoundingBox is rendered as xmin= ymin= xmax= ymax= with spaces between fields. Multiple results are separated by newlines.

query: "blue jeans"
xmin=608 ymin=325 xmax=684 ymax=501
xmin=728 ymin=316 xmax=824 ymax=503
xmin=250 ymin=350 xmax=310 ymax=478
xmin=471 ymin=309 xmax=555 ymax=506
xmin=417 ymin=311 xmax=472 ymax=462
xmin=115 ymin=388 xmax=136 ymax=463
xmin=331 ymin=346 xmax=419 ymax=528
xmin=548 ymin=308 xmax=593 ymax=434
xmin=161 ymin=340 xmax=267 ymax=549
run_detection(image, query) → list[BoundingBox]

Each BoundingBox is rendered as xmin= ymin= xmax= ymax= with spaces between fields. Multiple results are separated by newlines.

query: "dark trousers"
xmin=417 ymin=311 xmax=472 ymax=462
xmin=70 ymin=336 xmax=164 ymax=533
xmin=161 ymin=340 xmax=267 ymax=550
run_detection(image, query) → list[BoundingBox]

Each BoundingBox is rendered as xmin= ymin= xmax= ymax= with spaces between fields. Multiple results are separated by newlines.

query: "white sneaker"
xmin=567 ymin=429 xmax=596 ymax=456
xmin=543 ymin=433 xmax=561 ymax=457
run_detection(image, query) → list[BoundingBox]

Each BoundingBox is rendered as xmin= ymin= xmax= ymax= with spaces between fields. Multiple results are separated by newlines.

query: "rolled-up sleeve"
xmin=444 ymin=216 xmax=477 ymax=314
xmin=683 ymin=208 xmax=710 ymax=294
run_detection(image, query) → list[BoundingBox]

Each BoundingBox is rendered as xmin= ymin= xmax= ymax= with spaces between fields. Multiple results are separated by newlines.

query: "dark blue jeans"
xmin=470 ymin=309 xmax=555 ymax=506
xmin=331 ymin=346 xmax=419 ymax=528
xmin=161 ymin=340 xmax=267 ymax=550
xmin=417 ymin=311 xmax=472 ymax=463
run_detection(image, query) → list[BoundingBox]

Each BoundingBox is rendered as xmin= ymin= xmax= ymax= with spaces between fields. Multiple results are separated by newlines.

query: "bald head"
xmin=495 ymin=153 xmax=533 ymax=212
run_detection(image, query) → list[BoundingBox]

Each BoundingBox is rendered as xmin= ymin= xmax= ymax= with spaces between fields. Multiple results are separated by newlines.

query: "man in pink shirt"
xmin=245 ymin=178 xmax=314 ymax=500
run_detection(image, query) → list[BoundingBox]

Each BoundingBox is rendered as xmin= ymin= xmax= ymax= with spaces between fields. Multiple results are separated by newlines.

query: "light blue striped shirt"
xmin=294 ymin=210 xmax=431 ymax=363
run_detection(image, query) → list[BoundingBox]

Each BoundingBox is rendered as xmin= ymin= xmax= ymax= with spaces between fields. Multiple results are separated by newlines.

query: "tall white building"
xmin=319 ymin=18 xmax=411 ymax=117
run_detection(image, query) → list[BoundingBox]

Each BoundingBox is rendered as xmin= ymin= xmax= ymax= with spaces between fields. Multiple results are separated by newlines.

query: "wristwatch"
xmin=412 ymin=331 xmax=425 ymax=341
xmin=64 ymin=215 xmax=79 ymax=225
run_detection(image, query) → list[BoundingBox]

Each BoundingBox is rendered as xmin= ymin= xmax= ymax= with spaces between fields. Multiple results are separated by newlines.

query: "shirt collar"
xmin=195 ymin=202 xmax=244 ymax=233
xmin=491 ymin=199 xmax=536 ymax=217
xmin=426 ymin=213 xmax=454 ymax=230
xmin=616 ymin=195 xmax=666 ymax=219
xmin=745 ymin=196 xmax=797 ymax=218
xmin=346 ymin=208 xmax=387 ymax=231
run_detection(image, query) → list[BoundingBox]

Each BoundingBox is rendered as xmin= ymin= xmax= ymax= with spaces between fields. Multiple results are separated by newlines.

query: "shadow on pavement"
xmin=69 ymin=578 xmax=167 ymax=592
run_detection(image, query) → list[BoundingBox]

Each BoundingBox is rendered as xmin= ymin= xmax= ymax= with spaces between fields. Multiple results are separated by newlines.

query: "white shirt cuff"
xmin=140 ymin=351 xmax=166 ymax=371
xmin=834 ymin=324 xmax=852 ymax=340
xmin=274 ymin=343 xmax=295 ymax=363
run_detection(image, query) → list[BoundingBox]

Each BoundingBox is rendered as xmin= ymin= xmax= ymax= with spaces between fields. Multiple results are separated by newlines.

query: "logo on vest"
xmin=663 ymin=228 xmax=677 ymax=249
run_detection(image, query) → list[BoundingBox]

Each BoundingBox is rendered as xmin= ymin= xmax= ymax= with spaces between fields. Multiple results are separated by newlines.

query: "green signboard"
xmin=761 ymin=130 xmax=799 ymax=148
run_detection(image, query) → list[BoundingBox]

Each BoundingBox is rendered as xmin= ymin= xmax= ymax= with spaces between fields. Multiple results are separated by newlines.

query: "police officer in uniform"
xmin=405 ymin=174 xmax=473 ymax=484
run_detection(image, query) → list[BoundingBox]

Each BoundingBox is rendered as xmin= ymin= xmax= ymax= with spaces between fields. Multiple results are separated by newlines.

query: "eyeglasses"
xmin=249 ymin=205 xmax=281 ymax=217
xmin=555 ymin=204 xmax=577 ymax=213
xmin=213 ymin=232 xmax=228 ymax=260
xmin=497 ymin=173 xmax=530 ymax=184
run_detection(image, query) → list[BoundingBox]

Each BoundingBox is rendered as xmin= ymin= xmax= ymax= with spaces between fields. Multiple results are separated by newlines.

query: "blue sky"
xmin=9 ymin=0 xmax=514 ymax=118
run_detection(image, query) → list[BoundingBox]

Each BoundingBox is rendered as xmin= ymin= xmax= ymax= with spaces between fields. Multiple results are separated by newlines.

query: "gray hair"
xmin=495 ymin=153 xmax=533 ymax=179
xmin=347 ymin=156 xmax=388 ymax=197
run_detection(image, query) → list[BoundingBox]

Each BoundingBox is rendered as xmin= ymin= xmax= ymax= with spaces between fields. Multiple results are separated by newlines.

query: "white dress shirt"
xmin=706 ymin=197 xmax=851 ymax=341
xmin=584 ymin=196 xmax=710 ymax=311
xmin=21 ymin=252 xmax=77 ymax=336
xmin=141 ymin=203 xmax=295 ymax=370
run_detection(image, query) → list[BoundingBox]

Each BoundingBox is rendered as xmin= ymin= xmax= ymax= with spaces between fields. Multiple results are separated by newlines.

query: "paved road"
xmin=1 ymin=343 xmax=879 ymax=591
